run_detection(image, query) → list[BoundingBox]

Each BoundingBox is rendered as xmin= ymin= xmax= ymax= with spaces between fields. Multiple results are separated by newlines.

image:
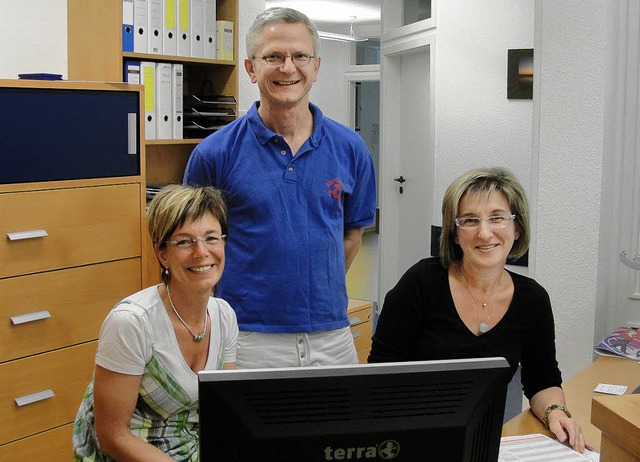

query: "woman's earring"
xmin=164 ymin=267 xmax=169 ymax=276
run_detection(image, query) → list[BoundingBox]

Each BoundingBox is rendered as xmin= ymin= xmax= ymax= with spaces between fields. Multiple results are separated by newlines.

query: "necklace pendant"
xmin=479 ymin=322 xmax=489 ymax=334
xmin=193 ymin=332 xmax=205 ymax=341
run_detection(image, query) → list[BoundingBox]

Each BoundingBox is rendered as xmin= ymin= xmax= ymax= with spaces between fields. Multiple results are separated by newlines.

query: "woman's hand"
xmin=546 ymin=408 xmax=594 ymax=453
xmin=530 ymin=387 xmax=595 ymax=454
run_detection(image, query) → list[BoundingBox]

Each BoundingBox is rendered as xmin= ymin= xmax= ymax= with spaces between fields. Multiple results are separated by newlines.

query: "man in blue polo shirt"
xmin=183 ymin=7 xmax=376 ymax=368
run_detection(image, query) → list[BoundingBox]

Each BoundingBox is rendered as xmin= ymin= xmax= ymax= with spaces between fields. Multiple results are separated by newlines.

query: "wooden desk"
xmin=502 ymin=356 xmax=640 ymax=451
xmin=592 ymin=394 xmax=640 ymax=461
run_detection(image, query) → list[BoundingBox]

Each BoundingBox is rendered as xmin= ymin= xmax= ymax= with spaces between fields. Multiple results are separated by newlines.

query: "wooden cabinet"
xmin=0 ymin=79 xmax=146 ymax=461
xmin=67 ymin=0 xmax=239 ymax=286
xmin=592 ymin=394 xmax=640 ymax=461
xmin=348 ymin=299 xmax=374 ymax=363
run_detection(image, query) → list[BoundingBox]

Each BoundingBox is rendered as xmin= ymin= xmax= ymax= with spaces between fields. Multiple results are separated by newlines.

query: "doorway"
xmin=346 ymin=80 xmax=380 ymax=304
xmin=379 ymin=37 xmax=435 ymax=308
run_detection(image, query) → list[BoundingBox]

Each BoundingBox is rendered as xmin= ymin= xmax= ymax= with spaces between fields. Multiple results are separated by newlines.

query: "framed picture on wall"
xmin=507 ymin=48 xmax=534 ymax=99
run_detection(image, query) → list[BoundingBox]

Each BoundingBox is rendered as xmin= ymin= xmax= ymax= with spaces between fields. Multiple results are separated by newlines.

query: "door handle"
xmin=393 ymin=176 xmax=406 ymax=194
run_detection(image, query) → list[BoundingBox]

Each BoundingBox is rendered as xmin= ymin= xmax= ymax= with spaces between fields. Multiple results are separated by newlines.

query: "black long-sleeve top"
xmin=368 ymin=257 xmax=563 ymax=399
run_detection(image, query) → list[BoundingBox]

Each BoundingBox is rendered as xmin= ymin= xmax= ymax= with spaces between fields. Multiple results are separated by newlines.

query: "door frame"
xmin=378 ymin=23 xmax=437 ymax=308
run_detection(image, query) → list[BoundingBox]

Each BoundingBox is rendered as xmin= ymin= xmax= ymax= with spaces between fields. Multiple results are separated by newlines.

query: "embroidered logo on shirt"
xmin=326 ymin=178 xmax=344 ymax=204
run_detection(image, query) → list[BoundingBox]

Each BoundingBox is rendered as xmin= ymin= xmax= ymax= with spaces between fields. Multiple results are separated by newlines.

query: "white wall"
xmin=384 ymin=0 xmax=605 ymax=381
xmin=0 ymin=1 xmax=261 ymax=113
xmin=532 ymin=0 xmax=606 ymax=379
xmin=0 ymin=0 xmax=67 ymax=79
xmin=433 ymin=0 xmax=534 ymax=226
xmin=432 ymin=0 xmax=606 ymax=380
xmin=238 ymin=1 xmax=264 ymax=114
xmin=309 ymin=39 xmax=350 ymax=125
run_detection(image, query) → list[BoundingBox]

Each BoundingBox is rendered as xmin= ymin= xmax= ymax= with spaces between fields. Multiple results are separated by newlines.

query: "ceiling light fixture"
xmin=318 ymin=17 xmax=367 ymax=42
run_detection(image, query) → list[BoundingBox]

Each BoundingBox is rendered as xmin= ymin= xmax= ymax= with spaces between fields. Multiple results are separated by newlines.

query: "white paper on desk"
xmin=499 ymin=434 xmax=599 ymax=461
xmin=594 ymin=382 xmax=628 ymax=395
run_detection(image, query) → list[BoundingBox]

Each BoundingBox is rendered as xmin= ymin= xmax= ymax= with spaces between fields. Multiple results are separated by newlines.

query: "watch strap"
xmin=542 ymin=404 xmax=572 ymax=428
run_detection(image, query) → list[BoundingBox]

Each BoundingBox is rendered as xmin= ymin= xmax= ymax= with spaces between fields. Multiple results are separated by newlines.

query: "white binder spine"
xmin=172 ymin=64 xmax=184 ymax=139
xmin=203 ymin=0 xmax=216 ymax=59
xmin=189 ymin=0 xmax=205 ymax=58
xmin=134 ymin=0 xmax=149 ymax=53
xmin=156 ymin=62 xmax=173 ymax=140
xmin=148 ymin=0 xmax=163 ymax=54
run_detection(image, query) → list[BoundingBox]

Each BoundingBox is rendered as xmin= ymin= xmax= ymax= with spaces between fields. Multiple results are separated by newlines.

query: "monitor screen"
xmin=198 ymin=357 xmax=510 ymax=462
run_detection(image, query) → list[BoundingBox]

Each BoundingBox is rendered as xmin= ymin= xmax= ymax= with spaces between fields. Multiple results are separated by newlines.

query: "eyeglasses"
xmin=254 ymin=53 xmax=316 ymax=67
xmin=166 ymin=235 xmax=227 ymax=249
xmin=454 ymin=214 xmax=516 ymax=230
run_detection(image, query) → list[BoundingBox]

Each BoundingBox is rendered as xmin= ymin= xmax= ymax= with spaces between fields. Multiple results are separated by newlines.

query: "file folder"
xmin=141 ymin=61 xmax=156 ymax=140
xmin=190 ymin=0 xmax=205 ymax=58
xmin=134 ymin=0 xmax=149 ymax=53
xmin=172 ymin=64 xmax=184 ymax=139
xmin=156 ymin=62 xmax=172 ymax=139
xmin=216 ymin=20 xmax=233 ymax=61
xmin=124 ymin=60 xmax=141 ymax=84
xmin=176 ymin=0 xmax=190 ymax=57
xmin=122 ymin=0 xmax=134 ymax=52
xmin=148 ymin=0 xmax=163 ymax=54
xmin=203 ymin=0 xmax=216 ymax=59
xmin=163 ymin=0 xmax=177 ymax=56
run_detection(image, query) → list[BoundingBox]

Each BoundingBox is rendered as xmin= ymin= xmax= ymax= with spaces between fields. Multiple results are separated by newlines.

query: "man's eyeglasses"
xmin=166 ymin=235 xmax=227 ymax=249
xmin=454 ymin=215 xmax=516 ymax=231
xmin=254 ymin=53 xmax=316 ymax=67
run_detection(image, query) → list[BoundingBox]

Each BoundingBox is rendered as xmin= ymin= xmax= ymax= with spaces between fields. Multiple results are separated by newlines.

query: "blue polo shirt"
xmin=184 ymin=102 xmax=376 ymax=333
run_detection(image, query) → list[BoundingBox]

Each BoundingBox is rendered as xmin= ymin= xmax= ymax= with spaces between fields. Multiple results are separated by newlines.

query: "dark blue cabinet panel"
xmin=1 ymin=88 xmax=140 ymax=184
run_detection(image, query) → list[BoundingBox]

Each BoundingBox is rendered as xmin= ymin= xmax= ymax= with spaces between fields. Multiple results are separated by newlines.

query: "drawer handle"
xmin=6 ymin=230 xmax=49 ymax=241
xmin=349 ymin=317 xmax=362 ymax=326
xmin=15 ymin=389 xmax=55 ymax=407
xmin=352 ymin=331 xmax=362 ymax=339
xmin=11 ymin=310 xmax=52 ymax=325
xmin=128 ymin=112 xmax=137 ymax=155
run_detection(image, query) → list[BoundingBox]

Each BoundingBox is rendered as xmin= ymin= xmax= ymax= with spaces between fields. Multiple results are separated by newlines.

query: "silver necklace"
xmin=166 ymin=284 xmax=208 ymax=341
xmin=460 ymin=268 xmax=503 ymax=334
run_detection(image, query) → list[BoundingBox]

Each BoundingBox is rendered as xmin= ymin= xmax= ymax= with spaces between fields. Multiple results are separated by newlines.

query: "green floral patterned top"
xmin=73 ymin=286 xmax=238 ymax=461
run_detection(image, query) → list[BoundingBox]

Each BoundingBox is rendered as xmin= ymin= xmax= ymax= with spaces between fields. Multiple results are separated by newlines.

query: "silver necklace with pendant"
xmin=166 ymin=284 xmax=208 ymax=341
xmin=460 ymin=268 xmax=503 ymax=334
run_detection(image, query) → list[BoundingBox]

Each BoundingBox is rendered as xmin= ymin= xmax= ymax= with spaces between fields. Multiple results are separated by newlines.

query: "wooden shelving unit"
xmin=68 ymin=0 xmax=239 ymax=285
xmin=68 ymin=0 xmax=238 ymax=187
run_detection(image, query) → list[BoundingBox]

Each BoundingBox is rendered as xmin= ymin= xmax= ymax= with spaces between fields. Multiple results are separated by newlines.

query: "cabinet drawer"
xmin=348 ymin=305 xmax=372 ymax=327
xmin=0 ymin=258 xmax=141 ymax=363
xmin=0 ymin=342 xmax=96 ymax=445
xmin=351 ymin=318 xmax=373 ymax=353
xmin=347 ymin=299 xmax=372 ymax=325
xmin=348 ymin=299 xmax=373 ymax=364
xmin=0 ymin=183 xmax=141 ymax=278
xmin=0 ymin=423 xmax=73 ymax=462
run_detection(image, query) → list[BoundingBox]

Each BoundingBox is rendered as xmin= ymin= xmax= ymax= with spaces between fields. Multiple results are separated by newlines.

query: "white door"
xmin=378 ymin=21 xmax=436 ymax=307
xmin=395 ymin=51 xmax=432 ymax=276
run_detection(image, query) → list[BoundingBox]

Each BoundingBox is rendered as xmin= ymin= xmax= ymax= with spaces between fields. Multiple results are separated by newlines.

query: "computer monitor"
xmin=198 ymin=357 xmax=510 ymax=462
